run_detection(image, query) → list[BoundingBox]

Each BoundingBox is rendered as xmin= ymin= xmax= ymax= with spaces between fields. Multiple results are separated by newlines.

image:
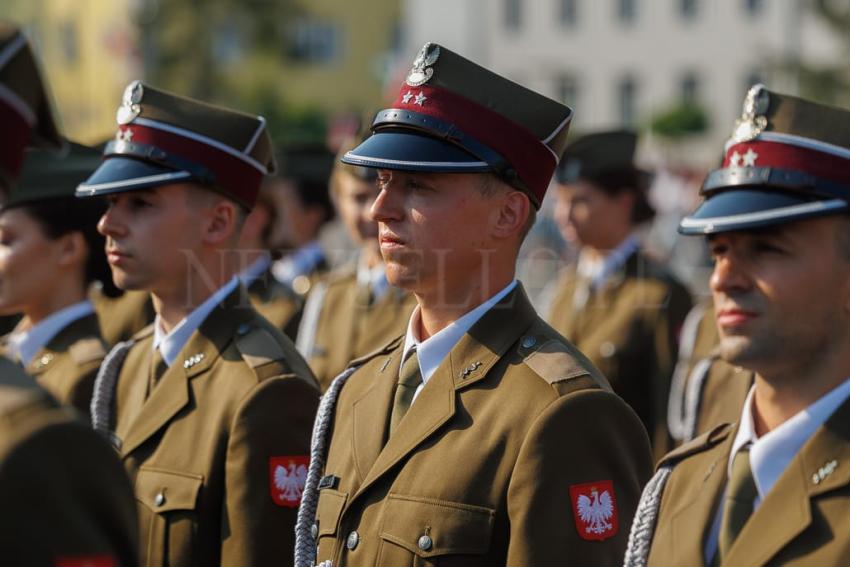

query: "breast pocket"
xmin=313 ymin=488 xmax=348 ymax=560
xmin=135 ymin=467 xmax=203 ymax=566
xmin=378 ymin=494 xmax=495 ymax=567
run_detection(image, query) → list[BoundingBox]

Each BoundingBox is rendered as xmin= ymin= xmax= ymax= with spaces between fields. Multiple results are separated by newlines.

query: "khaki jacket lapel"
xmin=723 ymin=397 xmax=850 ymax=566
xmin=667 ymin=425 xmax=733 ymax=565
xmin=120 ymin=287 xmax=253 ymax=457
xmin=349 ymin=284 xmax=537 ymax=506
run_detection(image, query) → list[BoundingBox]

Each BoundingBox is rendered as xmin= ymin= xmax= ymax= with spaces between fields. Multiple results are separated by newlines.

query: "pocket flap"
xmin=316 ymin=489 xmax=348 ymax=537
xmin=380 ymin=494 xmax=494 ymax=557
xmin=135 ymin=467 xmax=203 ymax=513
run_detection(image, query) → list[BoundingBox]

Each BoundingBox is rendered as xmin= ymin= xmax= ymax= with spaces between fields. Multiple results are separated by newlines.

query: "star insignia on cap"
xmin=402 ymin=91 xmax=414 ymax=104
xmin=116 ymin=128 xmax=134 ymax=143
xmin=742 ymin=148 xmax=759 ymax=167
xmin=728 ymin=151 xmax=742 ymax=167
xmin=414 ymin=91 xmax=427 ymax=106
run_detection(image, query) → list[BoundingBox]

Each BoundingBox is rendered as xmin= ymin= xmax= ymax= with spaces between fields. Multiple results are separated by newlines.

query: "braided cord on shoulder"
xmin=623 ymin=465 xmax=673 ymax=567
xmin=90 ymin=340 xmax=134 ymax=436
xmin=294 ymin=364 xmax=360 ymax=567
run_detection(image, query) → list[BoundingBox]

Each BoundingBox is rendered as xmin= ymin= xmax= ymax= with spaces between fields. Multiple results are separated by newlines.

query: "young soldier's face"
xmin=708 ymin=216 xmax=850 ymax=379
xmin=98 ymin=184 xmax=204 ymax=297
xmin=371 ymin=169 xmax=496 ymax=297
xmin=335 ymin=172 xmax=379 ymax=251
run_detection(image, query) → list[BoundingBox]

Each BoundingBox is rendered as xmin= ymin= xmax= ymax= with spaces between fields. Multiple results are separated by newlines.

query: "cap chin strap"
xmin=104 ymin=139 xmax=217 ymax=187
xmin=702 ymin=166 xmax=850 ymax=202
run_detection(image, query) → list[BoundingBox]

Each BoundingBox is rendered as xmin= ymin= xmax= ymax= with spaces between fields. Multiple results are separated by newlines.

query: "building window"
xmin=287 ymin=19 xmax=340 ymax=63
xmin=555 ymin=74 xmax=579 ymax=109
xmin=559 ymin=0 xmax=578 ymax=27
xmin=505 ymin=0 xmax=522 ymax=30
xmin=744 ymin=0 xmax=764 ymax=17
xmin=618 ymin=76 xmax=638 ymax=126
xmin=681 ymin=72 xmax=700 ymax=104
xmin=618 ymin=0 xmax=638 ymax=23
xmin=679 ymin=0 xmax=698 ymax=20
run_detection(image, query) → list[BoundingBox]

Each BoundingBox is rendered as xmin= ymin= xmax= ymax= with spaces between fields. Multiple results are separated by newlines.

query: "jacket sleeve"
xmin=505 ymin=388 xmax=653 ymax=566
xmin=222 ymin=374 xmax=319 ymax=566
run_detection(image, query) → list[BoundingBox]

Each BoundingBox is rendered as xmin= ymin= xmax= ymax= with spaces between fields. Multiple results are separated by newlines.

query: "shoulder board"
xmin=522 ymin=338 xmax=592 ymax=386
xmin=658 ymin=422 xmax=734 ymax=468
xmin=131 ymin=322 xmax=155 ymax=342
xmin=234 ymin=324 xmax=288 ymax=370
xmin=348 ymin=334 xmax=404 ymax=368
xmin=68 ymin=337 xmax=107 ymax=365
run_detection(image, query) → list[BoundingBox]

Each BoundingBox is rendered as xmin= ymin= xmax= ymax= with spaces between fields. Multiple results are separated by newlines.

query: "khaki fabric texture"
xmin=247 ymin=266 xmax=303 ymax=340
xmin=547 ymin=251 xmax=692 ymax=458
xmin=312 ymin=285 xmax=653 ymax=566
xmin=110 ymin=287 xmax=319 ymax=567
xmin=1 ymin=313 xmax=106 ymax=419
xmin=0 ymin=358 xmax=138 ymax=565
xmin=92 ymin=289 xmax=156 ymax=347
xmin=646 ymin=402 xmax=850 ymax=566
xmin=304 ymin=266 xmax=417 ymax=392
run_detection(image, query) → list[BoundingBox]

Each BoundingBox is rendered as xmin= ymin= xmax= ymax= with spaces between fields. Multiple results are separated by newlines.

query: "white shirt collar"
xmin=356 ymin=258 xmax=389 ymax=302
xmin=271 ymin=240 xmax=325 ymax=286
xmin=7 ymin=300 xmax=95 ymax=366
xmin=401 ymin=280 xmax=517 ymax=389
xmin=153 ymin=277 xmax=239 ymax=367
xmin=238 ymin=253 xmax=272 ymax=286
xmin=730 ymin=377 xmax=850 ymax=501
xmin=576 ymin=234 xmax=639 ymax=290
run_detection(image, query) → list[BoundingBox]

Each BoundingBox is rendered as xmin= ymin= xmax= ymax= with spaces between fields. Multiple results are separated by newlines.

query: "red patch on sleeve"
xmin=269 ymin=456 xmax=309 ymax=507
xmin=55 ymin=556 xmax=116 ymax=567
xmin=570 ymin=480 xmax=619 ymax=541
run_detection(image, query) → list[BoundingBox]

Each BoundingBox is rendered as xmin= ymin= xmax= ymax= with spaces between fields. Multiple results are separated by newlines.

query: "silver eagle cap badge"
xmin=730 ymin=83 xmax=770 ymax=144
xmin=406 ymin=43 xmax=440 ymax=87
xmin=116 ymin=80 xmax=144 ymax=125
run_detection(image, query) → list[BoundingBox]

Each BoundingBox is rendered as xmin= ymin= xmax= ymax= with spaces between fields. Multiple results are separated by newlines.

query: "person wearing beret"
xmin=0 ymin=142 xmax=119 ymax=419
xmin=667 ymin=301 xmax=752 ymax=446
xmin=625 ymin=85 xmax=850 ymax=566
xmin=547 ymin=130 xmax=693 ymax=458
xmin=0 ymin=22 xmax=138 ymax=566
xmin=295 ymin=134 xmax=417 ymax=391
xmin=78 ymin=81 xmax=320 ymax=566
xmin=294 ymin=43 xmax=653 ymax=567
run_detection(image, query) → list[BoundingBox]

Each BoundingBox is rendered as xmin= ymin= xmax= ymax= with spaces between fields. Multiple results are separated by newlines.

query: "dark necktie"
xmin=717 ymin=445 xmax=757 ymax=561
xmin=147 ymin=347 xmax=168 ymax=399
xmin=389 ymin=347 xmax=422 ymax=435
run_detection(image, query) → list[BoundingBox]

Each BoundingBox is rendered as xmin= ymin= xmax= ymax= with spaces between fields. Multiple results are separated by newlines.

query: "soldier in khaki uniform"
xmin=0 ymin=142 xmax=118 ymax=418
xmin=297 ymin=135 xmax=417 ymax=390
xmin=294 ymin=43 xmax=653 ymax=567
xmin=0 ymin=22 xmax=138 ymax=565
xmin=77 ymin=81 xmax=320 ymax=566
xmin=93 ymin=289 xmax=155 ymax=347
xmin=667 ymin=301 xmax=752 ymax=445
xmin=547 ymin=131 xmax=693 ymax=456
xmin=625 ymin=86 xmax=850 ymax=566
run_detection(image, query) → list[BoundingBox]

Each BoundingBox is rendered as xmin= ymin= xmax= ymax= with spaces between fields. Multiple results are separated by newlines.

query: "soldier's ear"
xmin=201 ymin=199 xmax=240 ymax=247
xmin=55 ymin=231 xmax=87 ymax=270
xmin=492 ymin=190 xmax=530 ymax=242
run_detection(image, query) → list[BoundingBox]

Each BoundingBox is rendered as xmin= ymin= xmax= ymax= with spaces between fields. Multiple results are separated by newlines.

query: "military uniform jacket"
xmin=1 ymin=313 xmax=107 ymax=419
xmin=301 ymin=265 xmax=417 ymax=391
xmin=0 ymin=358 xmax=138 ymax=565
xmin=646 ymin=398 xmax=850 ymax=566
xmin=547 ymin=250 xmax=692 ymax=456
xmin=93 ymin=289 xmax=155 ymax=347
xmin=247 ymin=265 xmax=304 ymax=340
xmin=104 ymin=288 xmax=320 ymax=567
xmin=313 ymin=285 xmax=653 ymax=566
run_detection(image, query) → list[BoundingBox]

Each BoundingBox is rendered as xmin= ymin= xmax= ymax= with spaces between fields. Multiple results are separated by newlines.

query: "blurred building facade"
xmin=402 ymin=0 xmax=845 ymax=166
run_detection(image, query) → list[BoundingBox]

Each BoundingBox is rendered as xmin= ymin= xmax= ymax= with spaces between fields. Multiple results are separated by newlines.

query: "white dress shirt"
xmin=153 ymin=277 xmax=239 ymax=367
xmin=356 ymin=259 xmax=390 ymax=303
xmin=7 ymin=300 xmax=95 ymax=366
xmin=704 ymin=377 xmax=850 ymax=561
xmin=401 ymin=280 xmax=518 ymax=404
xmin=576 ymin=234 xmax=640 ymax=291
xmin=271 ymin=240 xmax=325 ymax=287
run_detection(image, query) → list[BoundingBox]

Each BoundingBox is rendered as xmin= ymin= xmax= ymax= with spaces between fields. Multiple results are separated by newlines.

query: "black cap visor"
xmin=76 ymin=156 xmax=192 ymax=198
xmin=341 ymin=129 xmax=491 ymax=173
xmin=679 ymin=188 xmax=849 ymax=235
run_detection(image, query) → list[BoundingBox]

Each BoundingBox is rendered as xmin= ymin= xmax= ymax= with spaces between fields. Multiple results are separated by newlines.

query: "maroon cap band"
xmin=724 ymin=138 xmax=850 ymax=188
xmin=390 ymin=84 xmax=559 ymax=203
xmin=114 ymin=122 xmax=264 ymax=207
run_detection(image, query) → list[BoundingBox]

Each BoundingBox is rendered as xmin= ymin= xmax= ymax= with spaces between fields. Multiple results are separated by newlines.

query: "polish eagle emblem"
xmin=269 ymin=456 xmax=309 ymax=507
xmin=570 ymin=480 xmax=619 ymax=541
xmin=406 ymin=42 xmax=440 ymax=86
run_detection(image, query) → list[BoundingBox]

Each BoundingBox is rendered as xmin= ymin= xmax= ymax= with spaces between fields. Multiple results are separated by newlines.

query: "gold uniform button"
xmin=311 ymin=523 xmax=319 ymax=540
xmin=346 ymin=530 xmax=359 ymax=550
xmin=292 ymin=275 xmax=312 ymax=295
xmin=418 ymin=534 xmax=433 ymax=551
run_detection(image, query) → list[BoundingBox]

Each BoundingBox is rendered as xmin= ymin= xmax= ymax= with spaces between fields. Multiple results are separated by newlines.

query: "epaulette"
xmin=658 ymin=422 xmax=733 ymax=468
xmin=348 ymin=334 xmax=404 ymax=368
xmin=521 ymin=338 xmax=591 ymax=385
xmin=235 ymin=323 xmax=288 ymax=370
xmin=69 ymin=337 xmax=107 ymax=365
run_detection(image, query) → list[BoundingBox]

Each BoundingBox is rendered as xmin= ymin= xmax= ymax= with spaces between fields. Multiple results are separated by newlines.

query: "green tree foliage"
xmin=650 ymin=103 xmax=709 ymax=139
